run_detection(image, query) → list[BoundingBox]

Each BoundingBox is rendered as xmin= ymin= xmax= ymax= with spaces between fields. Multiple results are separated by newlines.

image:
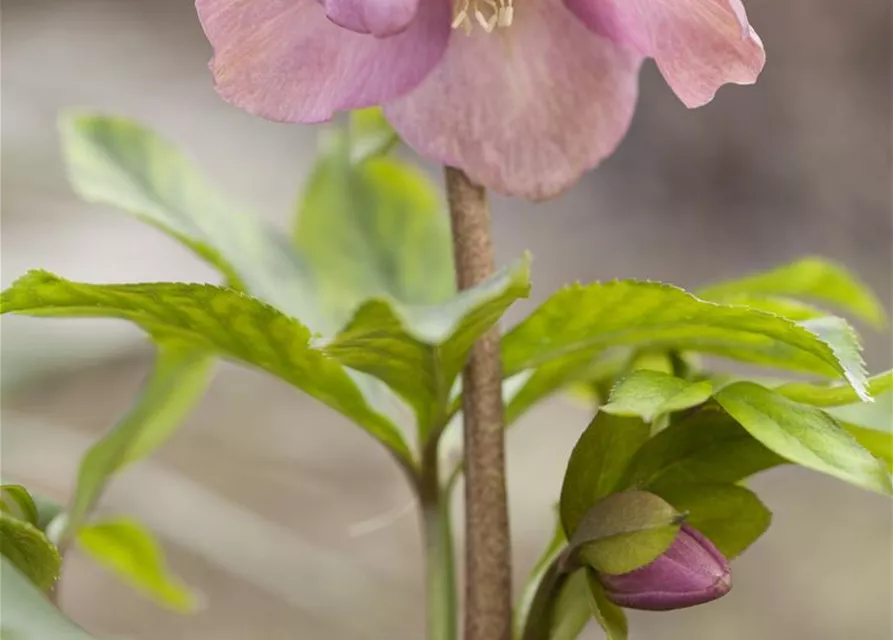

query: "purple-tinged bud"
xmin=598 ymin=524 xmax=731 ymax=611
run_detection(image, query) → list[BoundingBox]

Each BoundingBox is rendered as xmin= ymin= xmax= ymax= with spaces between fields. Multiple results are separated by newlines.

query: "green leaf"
xmin=0 ymin=271 xmax=411 ymax=463
xmin=77 ymin=517 xmax=197 ymax=612
xmin=620 ymin=407 xmax=786 ymax=491
xmin=601 ymin=370 xmax=713 ymax=423
xmin=560 ymin=413 xmax=651 ymax=537
xmin=0 ymin=485 xmax=39 ymax=526
xmin=32 ymin=494 xmax=64 ymax=532
xmin=841 ymin=423 xmax=893 ymax=471
xmin=64 ymin=345 xmax=213 ymax=541
xmin=693 ymin=293 xmax=828 ymax=322
xmin=775 ymin=370 xmax=893 ymax=407
xmin=349 ymin=107 xmax=399 ymax=163
xmin=586 ymin=570 xmax=628 ymax=640
xmin=655 ymin=483 xmax=771 ymax=558
xmin=1 ymin=556 xmax=108 ymax=640
xmin=697 ymin=257 xmax=886 ymax=328
xmin=517 ymin=516 xmax=567 ymax=637
xmin=0 ymin=513 xmax=61 ymax=592
xmin=568 ymin=491 xmax=682 ymax=575
xmin=549 ymin=571 xmax=592 ymax=640
xmin=501 ymin=281 xmax=869 ymax=402
xmin=295 ymin=134 xmax=454 ymax=329
xmin=59 ymin=112 xmax=320 ymax=328
xmin=324 ymin=257 xmax=530 ymax=438
xmin=827 ymin=392 xmax=893 ymax=430
xmin=715 ymin=382 xmax=892 ymax=494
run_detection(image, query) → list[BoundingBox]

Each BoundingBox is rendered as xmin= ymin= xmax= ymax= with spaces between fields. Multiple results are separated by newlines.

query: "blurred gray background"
xmin=2 ymin=0 xmax=891 ymax=638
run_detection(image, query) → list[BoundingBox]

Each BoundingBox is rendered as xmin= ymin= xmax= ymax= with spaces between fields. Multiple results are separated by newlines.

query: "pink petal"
xmin=566 ymin=0 xmax=765 ymax=107
xmin=385 ymin=4 xmax=642 ymax=199
xmin=321 ymin=0 xmax=419 ymax=37
xmin=196 ymin=0 xmax=450 ymax=123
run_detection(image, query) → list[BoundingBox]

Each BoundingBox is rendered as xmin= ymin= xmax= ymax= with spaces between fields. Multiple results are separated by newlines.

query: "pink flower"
xmin=196 ymin=0 xmax=764 ymax=199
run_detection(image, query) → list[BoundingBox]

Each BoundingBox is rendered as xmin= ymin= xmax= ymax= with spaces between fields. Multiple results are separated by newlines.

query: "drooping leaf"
xmin=840 ymin=423 xmax=893 ymax=471
xmin=715 ymin=382 xmax=891 ymax=494
xmin=620 ymin=407 xmax=786 ymax=492
xmin=59 ymin=112 xmax=320 ymax=328
xmin=77 ymin=518 xmax=197 ymax=612
xmin=0 ymin=513 xmax=61 ymax=592
xmin=560 ymin=414 xmax=651 ymax=537
xmin=295 ymin=134 xmax=454 ymax=329
xmin=324 ymin=257 xmax=530 ymax=438
xmin=0 ymin=556 xmax=108 ymax=640
xmin=601 ymin=370 xmax=713 ymax=423
xmin=0 ymin=271 xmax=410 ymax=463
xmin=349 ymin=107 xmax=399 ymax=163
xmin=517 ymin=516 xmax=567 ymax=637
xmin=696 ymin=257 xmax=886 ymax=328
xmin=655 ymin=483 xmax=771 ymax=558
xmin=586 ymin=570 xmax=628 ymax=640
xmin=775 ymin=370 xmax=892 ymax=407
xmin=501 ymin=281 xmax=869 ymax=402
xmin=549 ymin=570 xmax=593 ymax=640
xmin=567 ymin=491 xmax=682 ymax=576
xmin=64 ymin=345 xmax=213 ymax=542
xmin=0 ymin=485 xmax=39 ymax=526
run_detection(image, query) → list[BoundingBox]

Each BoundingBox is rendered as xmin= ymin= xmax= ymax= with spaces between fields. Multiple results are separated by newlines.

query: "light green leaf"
xmin=715 ymin=382 xmax=891 ymax=494
xmin=586 ymin=570 xmax=628 ymax=640
xmin=601 ymin=370 xmax=713 ymax=423
xmin=560 ymin=414 xmax=651 ymax=537
xmin=694 ymin=293 xmax=828 ymax=322
xmin=775 ymin=370 xmax=893 ymax=407
xmin=620 ymin=407 xmax=786 ymax=491
xmin=841 ymin=423 xmax=893 ymax=471
xmin=655 ymin=483 xmax=771 ymax=558
xmin=827 ymin=392 xmax=893 ymax=430
xmin=64 ymin=345 xmax=213 ymax=541
xmin=0 ymin=513 xmax=61 ymax=592
xmin=324 ymin=257 xmax=530 ymax=438
xmin=697 ymin=257 xmax=886 ymax=328
xmin=517 ymin=516 xmax=567 ymax=636
xmin=59 ymin=112 xmax=320 ymax=328
xmin=569 ymin=491 xmax=682 ymax=576
xmin=502 ymin=281 xmax=869 ymax=402
xmin=0 ymin=271 xmax=410 ymax=463
xmin=349 ymin=107 xmax=399 ymax=163
xmin=0 ymin=485 xmax=39 ymax=526
xmin=295 ymin=135 xmax=454 ymax=329
xmin=549 ymin=571 xmax=592 ymax=640
xmin=77 ymin=518 xmax=197 ymax=612
xmin=1 ymin=556 xmax=108 ymax=640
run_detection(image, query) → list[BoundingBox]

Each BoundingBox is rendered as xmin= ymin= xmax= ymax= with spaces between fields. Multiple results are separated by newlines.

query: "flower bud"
xmin=598 ymin=524 xmax=731 ymax=611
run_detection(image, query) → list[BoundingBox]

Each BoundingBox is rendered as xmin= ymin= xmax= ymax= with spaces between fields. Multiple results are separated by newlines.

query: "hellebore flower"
xmin=598 ymin=524 xmax=732 ymax=611
xmin=196 ymin=0 xmax=764 ymax=198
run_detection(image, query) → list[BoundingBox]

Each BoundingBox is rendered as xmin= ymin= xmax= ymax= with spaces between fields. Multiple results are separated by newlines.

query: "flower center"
xmin=451 ymin=0 xmax=514 ymax=33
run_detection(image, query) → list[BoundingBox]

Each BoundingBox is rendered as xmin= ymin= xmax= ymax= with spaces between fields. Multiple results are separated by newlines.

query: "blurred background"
xmin=2 ymin=0 xmax=891 ymax=638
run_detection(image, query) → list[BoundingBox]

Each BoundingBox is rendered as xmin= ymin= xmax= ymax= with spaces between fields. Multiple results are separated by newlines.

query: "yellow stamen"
xmin=452 ymin=0 xmax=514 ymax=33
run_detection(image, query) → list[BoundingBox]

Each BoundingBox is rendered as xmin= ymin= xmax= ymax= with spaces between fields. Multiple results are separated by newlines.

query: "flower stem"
xmin=444 ymin=166 xmax=512 ymax=640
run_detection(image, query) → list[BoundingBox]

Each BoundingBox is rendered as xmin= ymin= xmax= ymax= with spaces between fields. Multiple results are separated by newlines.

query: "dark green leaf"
xmin=568 ymin=491 xmax=682 ymax=575
xmin=77 ymin=518 xmax=197 ymax=612
xmin=295 ymin=135 xmax=454 ymax=329
xmin=0 ymin=556 xmax=108 ymax=640
xmin=501 ymin=281 xmax=868 ymax=401
xmin=59 ymin=112 xmax=320 ymax=328
xmin=0 ymin=271 xmax=410 ymax=462
xmin=586 ymin=570 xmax=628 ymax=640
xmin=0 ymin=485 xmax=39 ymax=526
xmin=324 ymin=257 xmax=530 ymax=438
xmin=620 ymin=407 xmax=786 ymax=492
xmin=64 ymin=345 xmax=213 ymax=541
xmin=349 ymin=108 xmax=399 ymax=163
xmin=560 ymin=414 xmax=651 ymax=537
xmin=655 ymin=483 xmax=771 ymax=558
xmin=697 ymin=257 xmax=886 ymax=328
xmin=715 ymin=382 xmax=891 ymax=494
xmin=0 ymin=513 xmax=61 ymax=592
xmin=601 ymin=370 xmax=713 ymax=423
xmin=775 ymin=370 xmax=892 ymax=407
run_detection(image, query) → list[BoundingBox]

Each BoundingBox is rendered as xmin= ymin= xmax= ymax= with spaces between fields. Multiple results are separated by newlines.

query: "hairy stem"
xmin=445 ymin=166 xmax=512 ymax=640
